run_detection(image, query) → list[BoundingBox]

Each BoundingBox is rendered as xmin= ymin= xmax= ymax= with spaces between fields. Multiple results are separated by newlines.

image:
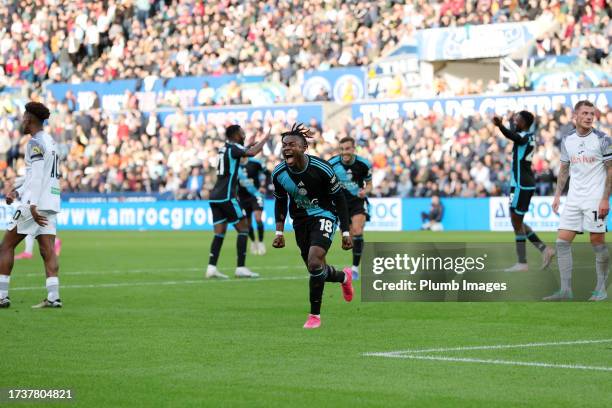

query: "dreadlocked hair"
xmin=281 ymin=123 xmax=312 ymax=144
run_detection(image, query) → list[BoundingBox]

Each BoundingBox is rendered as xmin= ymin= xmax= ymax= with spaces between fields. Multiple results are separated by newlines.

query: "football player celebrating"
xmin=329 ymin=137 xmax=372 ymax=279
xmin=272 ymin=123 xmax=353 ymax=329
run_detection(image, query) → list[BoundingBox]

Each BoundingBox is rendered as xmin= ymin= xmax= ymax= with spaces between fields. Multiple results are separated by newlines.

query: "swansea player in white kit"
xmin=0 ymin=102 xmax=62 ymax=308
xmin=545 ymin=100 xmax=611 ymax=301
xmin=11 ymin=175 xmax=62 ymax=260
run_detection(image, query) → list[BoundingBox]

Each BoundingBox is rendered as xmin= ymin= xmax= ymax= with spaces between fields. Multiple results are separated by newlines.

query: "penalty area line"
xmin=364 ymin=338 xmax=612 ymax=356
xmin=372 ymin=353 xmax=612 ymax=372
xmin=364 ymin=339 xmax=612 ymax=372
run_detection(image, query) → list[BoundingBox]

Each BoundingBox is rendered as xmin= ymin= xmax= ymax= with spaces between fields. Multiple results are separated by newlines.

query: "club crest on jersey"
xmin=298 ymin=188 xmax=308 ymax=196
xmin=31 ymin=146 xmax=43 ymax=155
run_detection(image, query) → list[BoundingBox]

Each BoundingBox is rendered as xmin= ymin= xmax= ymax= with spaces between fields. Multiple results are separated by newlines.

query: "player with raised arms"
xmin=493 ymin=111 xmax=555 ymax=271
xmin=329 ymin=137 xmax=372 ymax=280
xmin=0 ymin=102 xmax=62 ymax=308
xmin=206 ymin=125 xmax=271 ymax=279
xmin=545 ymin=100 xmax=611 ymax=301
xmin=272 ymin=123 xmax=353 ymax=329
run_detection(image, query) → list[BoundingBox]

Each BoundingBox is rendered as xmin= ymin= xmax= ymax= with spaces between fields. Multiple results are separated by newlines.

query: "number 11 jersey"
xmin=210 ymin=142 xmax=247 ymax=202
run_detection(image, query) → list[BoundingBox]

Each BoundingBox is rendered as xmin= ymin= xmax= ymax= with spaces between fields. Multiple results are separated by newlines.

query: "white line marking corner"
xmin=364 ymin=339 xmax=612 ymax=372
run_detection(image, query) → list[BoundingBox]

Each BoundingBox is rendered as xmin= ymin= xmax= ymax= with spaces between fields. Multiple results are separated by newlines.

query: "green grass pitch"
xmin=3 ymin=231 xmax=611 ymax=407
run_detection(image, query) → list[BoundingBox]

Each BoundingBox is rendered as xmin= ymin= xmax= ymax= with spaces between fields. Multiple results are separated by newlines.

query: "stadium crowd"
xmin=1 ymin=94 xmax=609 ymax=199
xmin=0 ymin=0 xmax=610 ymax=199
xmin=0 ymin=0 xmax=609 ymax=100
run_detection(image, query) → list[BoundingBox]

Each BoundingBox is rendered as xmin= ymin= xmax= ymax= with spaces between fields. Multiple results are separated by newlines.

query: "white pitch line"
xmin=380 ymin=354 xmax=612 ymax=372
xmin=364 ymin=339 xmax=612 ymax=357
xmin=10 ymin=275 xmax=307 ymax=291
xmin=12 ymin=262 xmax=591 ymax=278
xmin=14 ymin=264 xmax=307 ymax=278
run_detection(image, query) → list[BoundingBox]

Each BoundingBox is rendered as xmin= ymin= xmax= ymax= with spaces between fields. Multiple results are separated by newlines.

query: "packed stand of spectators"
xmin=0 ymin=90 xmax=609 ymax=199
xmin=332 ymin=105 xmax=612 ymax=198
xmin=0 ymin=0 xmax=609 ymax=101
xmin=532 ymin=0 xmax=610 ymax=65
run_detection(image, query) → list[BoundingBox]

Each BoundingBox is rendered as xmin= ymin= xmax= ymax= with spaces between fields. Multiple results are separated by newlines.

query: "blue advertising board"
xmin=416 ymin=21 xmax=541 ymax=61
xmin=53 ymin=200 xmax=280 ymax=231
xmin=45 ymin=74 xmax=276 ymax=111
xmin=62 ymin=192 xmax=174 ymax=203
xmin=156 ymin=103 xmax=323 ymax=127
xmin=302 ymin=67 xmax=367 ymax=103
xmin=367 ymin=43 xmax=421 ymax=99
xmin=402 ymin=198 xmax=489 ymax=231
xmin=351 ymin=88 xmax=612 ymax=123
xmin=46 ymin=79 xmax=138 ymax=111
xmin=528 ymin=56 xmax=612 ymax=91
xmin=1 ymin=197 xmax=609 ymax=232
xmin=138 ymin=75 xmax=284 ymax=109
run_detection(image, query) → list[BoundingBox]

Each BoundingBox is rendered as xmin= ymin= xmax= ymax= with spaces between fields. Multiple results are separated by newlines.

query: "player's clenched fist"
xmin=599 ymin=198 xmax=609 ymax=219
xmin=341 ymin=235 xmax=353 ymax=250
xmin=272 ymin=234 xmax=285 ymax=248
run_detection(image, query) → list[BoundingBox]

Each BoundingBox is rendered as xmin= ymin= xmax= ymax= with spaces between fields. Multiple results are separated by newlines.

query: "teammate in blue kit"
xmin=239 ymin=157 xmax=268 ymax=255
xmin=206 ymin=125 xmax=270 ymax=279
xmin=493 ymin=111 xmax=554 ymax=272
xmin=329 ymin=137 xmax=372 ymax=279
xmin=237 ymin=162 xmax=266 ymax=255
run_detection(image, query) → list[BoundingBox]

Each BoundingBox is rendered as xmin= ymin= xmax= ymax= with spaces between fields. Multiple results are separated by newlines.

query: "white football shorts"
xmin=559 ymin=200 xmax=607 ymax=233
xmin=7 ymin=206 xmax=57 ymax=236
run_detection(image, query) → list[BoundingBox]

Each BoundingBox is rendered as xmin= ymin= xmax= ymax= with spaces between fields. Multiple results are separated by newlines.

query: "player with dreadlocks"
xmin=272 ymin=123 xmax=353 ymax=329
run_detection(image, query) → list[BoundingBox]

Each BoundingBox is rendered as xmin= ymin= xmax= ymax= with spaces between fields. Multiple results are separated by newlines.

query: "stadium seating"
xmin=0 ymin=1 xmax=610 ymax=197
xmin=0 ymin=0 xmax=609 ymax=95
xmin=2 ymin=98 xmax=608 ymax=198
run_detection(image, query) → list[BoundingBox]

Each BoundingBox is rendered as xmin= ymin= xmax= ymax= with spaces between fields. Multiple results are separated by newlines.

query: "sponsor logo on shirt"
xmin=570 ymin=155 xmax=598 ymax=164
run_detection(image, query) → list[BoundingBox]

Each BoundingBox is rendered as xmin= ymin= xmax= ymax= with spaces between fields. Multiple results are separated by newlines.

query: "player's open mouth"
xmin=283 ymin=152 xmax=294 ymax=163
